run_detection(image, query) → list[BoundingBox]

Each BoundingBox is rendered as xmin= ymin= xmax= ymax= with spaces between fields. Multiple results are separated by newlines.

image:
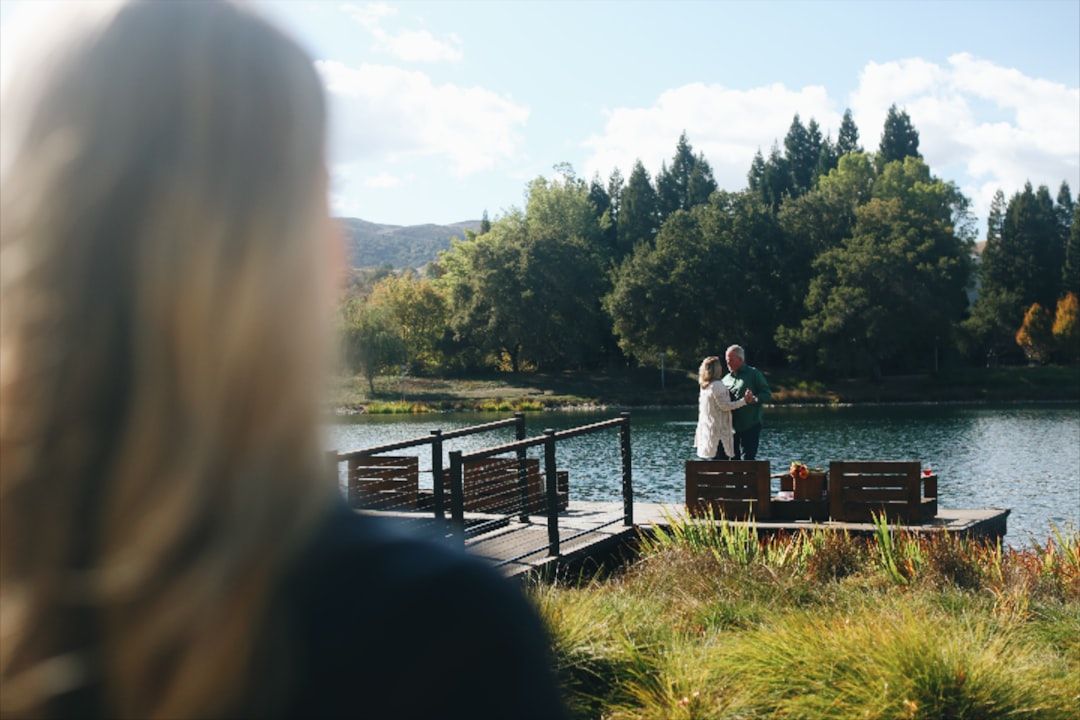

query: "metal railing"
xmin=331 ymin=412 xmax=634 ymax=567
xmin=449 ymin=412 xmax=632 ymax=565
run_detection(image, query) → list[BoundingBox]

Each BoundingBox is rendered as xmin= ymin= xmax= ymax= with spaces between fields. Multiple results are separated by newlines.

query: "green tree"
xmin=340 ymin=297 xmax=406 ymax=393
xmin=438 ymin=219 xmax=531 ymax=372
xmin=836 ymin=108 xmax=862 ymax=156
xmin=656 ymin=132 xmax=716 ymax=222
xmin=784 ymin=114 xmax=819 ymax=197
xmin=760 ymin=142 xmax=793 ymax=211
xmin=617 ymin=159 xmax=659 ymax=254
xmin=961 ymin=189 xmax=1022 ymax=363
xmin=605 ymin=209 xmax=722 ymax=367
xmin=606 ymin=191 xmax=785 ymax=367
xmin=876 ymin=104 xmax=921 ymax=168
xmin=777 ymin=154 xmax=876 ymax=364
xmin=1055 ymin=183 xmax=1076 ymax=294
xmin=778 ymin=157 xmax=972 ymax=377
xmin=368 ymin=271 xmax=448 ymax=373
xmin=437 ymin=173 xmax=609 ymax=372
xmin=480 ymin=209 xmax=491 ymax=235
xmin=1064 ymin=196 xmax=1080 ymax=296
xmin=1001 ymin=182 xmax=1061 ymax=309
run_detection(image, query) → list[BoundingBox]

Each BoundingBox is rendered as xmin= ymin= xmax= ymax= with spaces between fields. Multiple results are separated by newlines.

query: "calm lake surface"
xmin=326 ymin=403 xmax=1080 ymax=547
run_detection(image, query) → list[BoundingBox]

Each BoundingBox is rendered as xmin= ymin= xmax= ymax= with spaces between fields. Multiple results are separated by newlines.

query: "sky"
xmin=2 ymin=1 xmax=1078 ymax=237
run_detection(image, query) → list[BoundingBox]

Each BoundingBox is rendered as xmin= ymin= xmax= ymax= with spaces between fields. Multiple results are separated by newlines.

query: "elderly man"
xmin=718 ymin=344 xmax=772 ymax=461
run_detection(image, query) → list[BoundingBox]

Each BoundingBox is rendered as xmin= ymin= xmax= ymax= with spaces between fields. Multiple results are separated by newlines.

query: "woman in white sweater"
xmin=694 ymin=355 xmax=755 ymax=459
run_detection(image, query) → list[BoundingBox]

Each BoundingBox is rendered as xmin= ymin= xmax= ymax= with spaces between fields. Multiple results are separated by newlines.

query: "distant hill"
xmin=338 ymin=218 xmax=481 ymax=270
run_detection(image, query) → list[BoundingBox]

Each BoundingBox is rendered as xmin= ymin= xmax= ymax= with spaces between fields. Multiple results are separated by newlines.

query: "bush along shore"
xmin=329 ymin=365 xmax=1080 ymax=414
xmin=531 ymin=514 xmax=1080 ymax=719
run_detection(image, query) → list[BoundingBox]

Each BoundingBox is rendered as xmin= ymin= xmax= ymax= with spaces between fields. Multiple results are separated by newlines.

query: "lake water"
xmin=325 ymin=403 xmax=1080 ymax=547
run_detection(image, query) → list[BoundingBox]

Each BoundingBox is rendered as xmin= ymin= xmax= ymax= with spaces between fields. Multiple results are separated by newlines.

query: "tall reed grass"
xmin=532 ymin=515 xmax=1079 ymax=719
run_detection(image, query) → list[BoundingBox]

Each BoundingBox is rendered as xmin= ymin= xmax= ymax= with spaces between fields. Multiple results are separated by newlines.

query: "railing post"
xmin=543 ymin=429 xmax=560 ymax=556
xmin=620 ymin=412 xmax=633 ymax=526
xmin=448 ymin=450 xmax=465 ymax=546
xmin=513 ymin=411 xmax=531 ymax=523
xmin=430 ymin=430 xmax=445 ymax=521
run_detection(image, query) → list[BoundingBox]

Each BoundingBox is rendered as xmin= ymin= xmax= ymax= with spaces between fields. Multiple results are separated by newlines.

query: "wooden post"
xmin=430 ymin=429 xmax=445 ymax=520
xmin=543 ymin=430 xmax=560 ymax=556
xmin=620 ymin=412 xmax=633 ymax=526
xmin=448 ymin=450 xmax=465 ymax=546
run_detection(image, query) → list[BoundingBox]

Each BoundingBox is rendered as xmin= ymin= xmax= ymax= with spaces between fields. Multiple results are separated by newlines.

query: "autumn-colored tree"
xmin=1051 ymin=292 xmax=1080 ymax=363
xmin=1015 ymin=303 xmax=1054 ymax=365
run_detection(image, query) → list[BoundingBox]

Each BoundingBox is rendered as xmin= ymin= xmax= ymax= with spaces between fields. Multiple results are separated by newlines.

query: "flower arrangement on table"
xmin=788 ymin=462 xmax=826 ymax=499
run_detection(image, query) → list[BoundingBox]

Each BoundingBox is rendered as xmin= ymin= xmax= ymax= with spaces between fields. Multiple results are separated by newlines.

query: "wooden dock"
xmin=461 ymin=501 xmax=1011 ymax=578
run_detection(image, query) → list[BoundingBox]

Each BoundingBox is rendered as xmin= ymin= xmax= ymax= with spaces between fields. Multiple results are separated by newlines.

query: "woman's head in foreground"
xmin=2 ymin=1 xmax=338 ymax=716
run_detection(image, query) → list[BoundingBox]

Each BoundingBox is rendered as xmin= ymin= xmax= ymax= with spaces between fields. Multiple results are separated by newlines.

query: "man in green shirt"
xmin=719 ymin=344 xmax=771 ymax=460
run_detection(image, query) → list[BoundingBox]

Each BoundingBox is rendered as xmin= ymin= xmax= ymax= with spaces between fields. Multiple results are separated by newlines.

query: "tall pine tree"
xmin=617 ymin=159 xmax=659 ymax=256
xmin=837 ymin=108 xmax=862 ymax=156
xmin=877 ymin=104 xmax=921 ymax=168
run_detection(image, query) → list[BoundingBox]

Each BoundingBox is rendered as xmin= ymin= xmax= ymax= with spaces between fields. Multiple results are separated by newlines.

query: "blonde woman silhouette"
xmin=0 ymin=3 xmax=566 ymax=718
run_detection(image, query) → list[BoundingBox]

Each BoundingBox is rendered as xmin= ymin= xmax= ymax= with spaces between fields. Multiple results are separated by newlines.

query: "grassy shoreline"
xmin=534 ymin=516 xmax=1080 ymax=719
xmin=330 ymin=365 xmax=1080 ymax=414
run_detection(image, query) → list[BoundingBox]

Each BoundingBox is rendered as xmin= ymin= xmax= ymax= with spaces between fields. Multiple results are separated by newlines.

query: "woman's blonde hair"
xmin=1 ymin=2 xmax=336 ymax=717
xmin=698 ymin=356 xmax=724 ymax=389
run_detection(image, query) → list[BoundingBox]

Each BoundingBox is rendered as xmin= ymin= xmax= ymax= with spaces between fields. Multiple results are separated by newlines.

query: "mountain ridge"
xmin=337 ymin=217 xmax=481 ymax=270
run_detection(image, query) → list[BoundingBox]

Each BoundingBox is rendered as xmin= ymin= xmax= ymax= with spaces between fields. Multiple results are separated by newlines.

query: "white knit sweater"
xmin=694 ymin=381 xmax=748 ymax=459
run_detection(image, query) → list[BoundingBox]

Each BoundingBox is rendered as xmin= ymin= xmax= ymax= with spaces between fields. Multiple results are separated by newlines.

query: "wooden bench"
xmin=685 ymin=460 xmax=772 ymax=520
xmin=459 ymin=458 xmax=569 ymax=514
xmin=828 ymin=461 xmax=937 ymax=524
xmin=347 ymin=455 xmax=419 ymax=510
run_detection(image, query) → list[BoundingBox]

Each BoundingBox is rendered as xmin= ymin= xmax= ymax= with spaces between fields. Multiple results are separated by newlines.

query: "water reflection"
xmin=326 ymin=404 xmax=1080 ymax=546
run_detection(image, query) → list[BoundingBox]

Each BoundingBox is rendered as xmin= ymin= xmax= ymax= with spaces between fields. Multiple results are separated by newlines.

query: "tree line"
xmin=339 ymin=104 xmax=1079 ymax=386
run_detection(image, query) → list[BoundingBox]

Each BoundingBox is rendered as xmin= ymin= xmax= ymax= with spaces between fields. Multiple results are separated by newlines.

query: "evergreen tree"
xmin=815 ymin=134 xmax=839 ymax=178
xmin=761 ymin=142 xmax=793 ymax=211
xmin=617 ymin=160 xmax=659 ymax=255
xmin=607 ymin=167 xmax=625 ymax=226
xmin=480 ymin=209 xmax=491 ymax=234
xmin=748 ymin=149 xmax=767 ymax=201
xmin=656 ymin=132 xmax=713 ymax=222
xmin=837 ymin=108 xmax=862 ymax=156
xmin=588 ymin=171 xmax=617 ymax=260
xmin=877 ymin=104 xmax=921 ymax=167
xmin=1055 ymin=182 xmax=1075 ymax=292
xmin=783 ymin=114 xmax=817 ymax=197
xmin=1064 ymin=197 xmax=1080 ymax=296
xmin=687 ymin=152 xmax=718 ymax=207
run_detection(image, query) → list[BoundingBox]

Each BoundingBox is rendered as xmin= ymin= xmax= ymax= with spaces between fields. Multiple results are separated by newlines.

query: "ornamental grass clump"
xmin=533 ymin=521 xmax=1080 ymax=719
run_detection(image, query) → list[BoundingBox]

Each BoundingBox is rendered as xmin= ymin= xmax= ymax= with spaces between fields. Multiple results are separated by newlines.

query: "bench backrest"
xmin=347 ymin=455 xmax=420 ymax=510
xmin=828 ymin=460 xmax=936 ymax=523
xmin=685 ymin=460 xmax=772 ymax=520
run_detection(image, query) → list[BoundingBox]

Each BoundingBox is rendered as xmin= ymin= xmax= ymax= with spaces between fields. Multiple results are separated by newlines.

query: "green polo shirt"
xmin=722 ymin=365 xmax=772 ymax=432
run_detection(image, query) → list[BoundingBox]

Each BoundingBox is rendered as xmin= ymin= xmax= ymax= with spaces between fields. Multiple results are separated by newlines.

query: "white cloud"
xmin=850 ymin=54 xmax=1079 ymax=234
xmin=363 ymin=171 xmax=402 ymax=188
xmin=582 ymin=82 xmax=841 ymax=189
xmin=582 ymin=55 xmax=1078 ymax=239
xmin=317 ymin=60 xmax=530 ymax=177
xmin=340 ymin=1 xmax=461 ymax=63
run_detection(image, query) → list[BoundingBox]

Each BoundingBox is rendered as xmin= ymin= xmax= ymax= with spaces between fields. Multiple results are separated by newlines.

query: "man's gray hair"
xmin=726 ymin=344 xmax=745 ymax=360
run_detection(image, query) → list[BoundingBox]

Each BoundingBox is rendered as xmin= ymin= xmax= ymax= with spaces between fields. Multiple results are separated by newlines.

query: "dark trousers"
xmin=715 ymin=423 xmax=762 ymax=461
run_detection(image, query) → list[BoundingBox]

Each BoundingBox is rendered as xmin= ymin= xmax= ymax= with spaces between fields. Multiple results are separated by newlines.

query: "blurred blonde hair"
xmin=1 ymin=2 xmax=336 ymax=717
xmin=698 ymin=356 xmax=724 ymax=389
